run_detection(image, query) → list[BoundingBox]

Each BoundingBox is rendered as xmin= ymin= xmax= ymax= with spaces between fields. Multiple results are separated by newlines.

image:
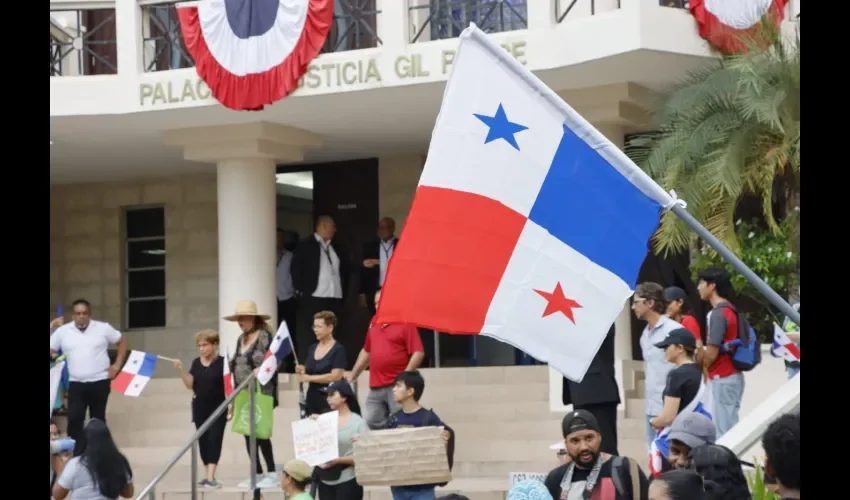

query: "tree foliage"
xmin=627 ymin=23 xmax=800 ymax=256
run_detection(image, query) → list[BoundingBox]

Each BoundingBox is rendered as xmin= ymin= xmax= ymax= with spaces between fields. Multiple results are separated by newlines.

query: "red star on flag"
xmin=533 ymin=282 xmax=582 ymax=323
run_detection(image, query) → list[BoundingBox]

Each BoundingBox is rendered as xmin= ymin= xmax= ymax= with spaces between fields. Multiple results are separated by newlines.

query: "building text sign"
xmin=139 ymin=41 xmax=527 ymax=107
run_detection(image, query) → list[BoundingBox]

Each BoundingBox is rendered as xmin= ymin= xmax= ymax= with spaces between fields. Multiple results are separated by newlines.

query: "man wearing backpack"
xmin=696 ymin=267 xmax=746 ymax=438
xmin=544 ymin=410 xmax=648 ymax=500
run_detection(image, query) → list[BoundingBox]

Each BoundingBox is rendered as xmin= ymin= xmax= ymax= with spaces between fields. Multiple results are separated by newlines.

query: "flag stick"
xmin=156 ymin=355 xmax=179 ymax=363
xmin=668 ymin=203 xmax=800 ymax=326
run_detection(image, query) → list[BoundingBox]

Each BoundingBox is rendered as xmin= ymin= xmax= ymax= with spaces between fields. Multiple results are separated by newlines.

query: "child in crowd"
xmin=384 ymin=370 xmax=455 ymax=500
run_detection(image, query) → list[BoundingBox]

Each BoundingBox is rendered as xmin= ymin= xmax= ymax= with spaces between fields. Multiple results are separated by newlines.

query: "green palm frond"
xmin=627 ymin=22 xmax=800 ymax=255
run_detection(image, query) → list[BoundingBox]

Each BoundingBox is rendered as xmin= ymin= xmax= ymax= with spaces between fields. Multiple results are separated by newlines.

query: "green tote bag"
xmin=231 ymin=383 xmax=274 ymax=439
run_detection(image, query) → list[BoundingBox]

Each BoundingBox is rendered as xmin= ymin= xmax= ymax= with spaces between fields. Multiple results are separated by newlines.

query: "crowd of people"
xmin=48 ymin=216 xmax=800 ymax=500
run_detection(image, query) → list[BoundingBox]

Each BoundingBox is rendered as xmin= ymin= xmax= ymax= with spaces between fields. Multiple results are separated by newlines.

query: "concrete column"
xmin=594 ymin=123 xmax=634 ymax=361
xmin=163 ymin=121 xmax=323 ymax=352
xmin=217 ymin=159 xmax=278 ymax=351
xmin=114 ymin=0 xmax=142 ymax=74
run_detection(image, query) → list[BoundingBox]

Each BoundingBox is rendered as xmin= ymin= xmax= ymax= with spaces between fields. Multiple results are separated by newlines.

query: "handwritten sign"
xmin=509 ymin=472 xmax=547 ymax=485
xmin=291 ymin=411 xmax=339 ymax=466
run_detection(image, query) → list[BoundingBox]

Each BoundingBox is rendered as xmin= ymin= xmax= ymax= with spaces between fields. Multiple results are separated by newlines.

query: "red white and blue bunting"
xmin=177 ymin=0 xmax=333 ymax=111
xmin=689 ymin=0 xmax=789 ymax=55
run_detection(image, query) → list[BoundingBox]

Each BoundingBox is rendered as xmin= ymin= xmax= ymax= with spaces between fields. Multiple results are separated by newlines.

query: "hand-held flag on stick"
xmin=111 ymin=351 xmax=159 ymax=397
xmin=649 ymin=379 xmax=714 ymax=477
xmin=50 ymin=359 xmax=66 ymax=419
xmin=771 ymin=323 xmax=801 ymax=362
xmin=257 ymin=321 xmax=294 ymax=386
xmin=223 ymin=348 xmax=234 ymax=397
xmin=375 ymin=24 xmax=671 ymax=383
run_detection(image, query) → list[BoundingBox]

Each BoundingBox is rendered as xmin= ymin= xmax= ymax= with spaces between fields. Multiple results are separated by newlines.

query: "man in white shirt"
xmin=359 ymin=217 xmax=398 ymax=315
xmin=632 ymin=282 xmax=682 ymax=447
xmin=49 ymin=299 xmax=128 ymax=455
xmin=291 ymin=216 xmax=350 ymax=361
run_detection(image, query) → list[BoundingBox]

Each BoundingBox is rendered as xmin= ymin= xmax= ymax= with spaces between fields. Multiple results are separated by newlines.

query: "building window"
xmin=125 ymin=207 xmax=166 ymax=329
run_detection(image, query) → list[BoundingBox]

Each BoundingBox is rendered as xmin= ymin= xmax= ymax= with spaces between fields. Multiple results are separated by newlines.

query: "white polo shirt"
xmin=50 ymin=320 xmax=122 ymax=383
xmin=639 ymin=314 xmax=683 ymax=416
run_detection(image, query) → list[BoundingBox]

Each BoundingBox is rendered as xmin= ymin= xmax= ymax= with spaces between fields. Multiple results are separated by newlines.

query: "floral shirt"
xmin=231 ymin=329 xmax=276 ymax=397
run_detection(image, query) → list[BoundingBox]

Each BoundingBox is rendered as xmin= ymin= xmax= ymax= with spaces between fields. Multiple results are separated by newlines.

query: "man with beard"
xmin=544 ymin=410 xmax=648 ymax=500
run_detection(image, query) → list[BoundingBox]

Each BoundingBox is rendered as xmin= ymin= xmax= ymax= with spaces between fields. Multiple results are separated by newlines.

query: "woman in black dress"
xmin=173 ymin=329 xmax=228 ymax=488
xmin=295 ymin=310 xmax=346 ymax=415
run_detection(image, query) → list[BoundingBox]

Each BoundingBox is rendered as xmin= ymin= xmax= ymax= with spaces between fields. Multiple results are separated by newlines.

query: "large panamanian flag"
xmin=374 ymin=24 xmax=676 ymax=382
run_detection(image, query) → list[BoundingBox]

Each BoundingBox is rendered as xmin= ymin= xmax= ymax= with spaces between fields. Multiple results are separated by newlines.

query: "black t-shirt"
xmin=304 ymin=342 xmax=346 ymax=394
xmin=544 ymin=457 xmax=648 ymax=500
xmin=663 ymin=363 xmax=702 ymax=414
xmin=189 ymin=356 xmax=226 ymax=420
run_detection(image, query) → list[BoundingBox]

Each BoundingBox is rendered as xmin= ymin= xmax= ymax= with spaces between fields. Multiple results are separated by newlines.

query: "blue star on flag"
xmin=473 ymin=103 xmax=528 ymax=151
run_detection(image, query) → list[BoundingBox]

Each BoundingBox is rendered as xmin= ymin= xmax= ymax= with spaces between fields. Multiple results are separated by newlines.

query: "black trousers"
xmin=68 ymin=379 xmax=111 ymax=456
xmin=575 ymin=402 xmax=619 ymax=456
xmin=243 ymin=435 xmax=276 ymax=474
xmin=317 ymin=477 xmax=363 ymax=500
xmin=277 ymin=298 xmax=298 ymax=372
xmin=295 ymin=297 xmax=343 ymax=362
xmin=193 ymin=410 xmax=227 ymax=465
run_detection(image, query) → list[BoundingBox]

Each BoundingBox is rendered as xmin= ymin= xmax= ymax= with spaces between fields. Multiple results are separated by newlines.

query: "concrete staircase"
xmin=103 ymin=366 xmax=649 ymax=500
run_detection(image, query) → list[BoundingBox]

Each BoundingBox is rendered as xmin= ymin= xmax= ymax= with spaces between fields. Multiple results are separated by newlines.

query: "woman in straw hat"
xmin=225 ymin=300 xmax=280 ymax=491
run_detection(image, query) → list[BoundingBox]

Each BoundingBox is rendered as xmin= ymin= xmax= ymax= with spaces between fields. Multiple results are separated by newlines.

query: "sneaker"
xmin=257 ymin=472 xmax=280 ymax=489
xmin=237 ymin=476 xmax=264 ymax=489
xmin=197 ymin=479 xmax=210 ymax=488
xmin=206 ymin=480 xmax=222 ymax=489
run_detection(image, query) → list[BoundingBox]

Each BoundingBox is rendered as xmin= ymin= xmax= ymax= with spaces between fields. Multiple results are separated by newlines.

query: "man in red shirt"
xmin=347 ymin=290 xmax=425 ymax=429
xmin=697 ymin=267 xmax=744 ymax=438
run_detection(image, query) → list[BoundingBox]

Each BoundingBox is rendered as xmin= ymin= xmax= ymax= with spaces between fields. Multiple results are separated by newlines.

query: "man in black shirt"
xmin=544 ymin=410 xmax=648 ymax=500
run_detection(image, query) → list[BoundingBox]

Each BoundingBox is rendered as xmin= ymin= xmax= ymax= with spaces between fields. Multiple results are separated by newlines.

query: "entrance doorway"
xmin=276 ymin=159 xmax=379 ymax=368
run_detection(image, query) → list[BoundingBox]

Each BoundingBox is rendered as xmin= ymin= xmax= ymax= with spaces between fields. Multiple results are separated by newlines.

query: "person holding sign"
xmin=314 ymin=380 xmax=368 ymax=500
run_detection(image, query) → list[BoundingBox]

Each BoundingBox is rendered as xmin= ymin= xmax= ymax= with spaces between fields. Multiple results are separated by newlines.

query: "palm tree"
xmin=627 ymin=23 xmax=800 ymax=256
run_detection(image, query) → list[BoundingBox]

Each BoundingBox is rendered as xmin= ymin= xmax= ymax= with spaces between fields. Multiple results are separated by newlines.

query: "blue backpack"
xmin=717 ymin=303 xmax=762 ymax=372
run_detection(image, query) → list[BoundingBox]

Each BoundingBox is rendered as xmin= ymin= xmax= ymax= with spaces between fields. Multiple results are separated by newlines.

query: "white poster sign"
xmin=291 ymin=411 xmax=339 ymax=466
xmin=509 ymin=472 xmax=547 ymax=485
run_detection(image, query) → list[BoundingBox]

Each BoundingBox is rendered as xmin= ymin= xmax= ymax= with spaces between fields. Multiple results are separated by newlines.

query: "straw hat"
xmin=223 ymin=300 xmax=271 ymax=321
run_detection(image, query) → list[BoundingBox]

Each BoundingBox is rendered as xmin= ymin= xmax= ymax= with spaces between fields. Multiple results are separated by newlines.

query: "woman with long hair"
xmin=649 ymin=328 xmax=707 ymax=434
xmin=52 ymin=419 xmax=133 ymax=499
xmin=315 ymin=380 xmax=368 ymax=500
xmin=172 ymin=329 xmax=229 ymax=488
xmin=226 ymin=300 xmax=279 ymax=492
xmin=664 ymin=286 xmax=702 ymax=346
xmin=295 ymin=311 xmax=346 ymax=415
xmin=649 ymin=469 xmax=715 ymax=500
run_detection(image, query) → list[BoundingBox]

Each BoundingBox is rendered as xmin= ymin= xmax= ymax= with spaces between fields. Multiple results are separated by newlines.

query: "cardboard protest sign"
xmin=354 ymin=426 xmax=451 ymax=486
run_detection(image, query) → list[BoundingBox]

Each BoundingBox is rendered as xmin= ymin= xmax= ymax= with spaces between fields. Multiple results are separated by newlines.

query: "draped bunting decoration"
xmin=689 ymin=0 xmax=789 ymax=55
xmin=177 ymin=0 xmax=333 ymax=111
